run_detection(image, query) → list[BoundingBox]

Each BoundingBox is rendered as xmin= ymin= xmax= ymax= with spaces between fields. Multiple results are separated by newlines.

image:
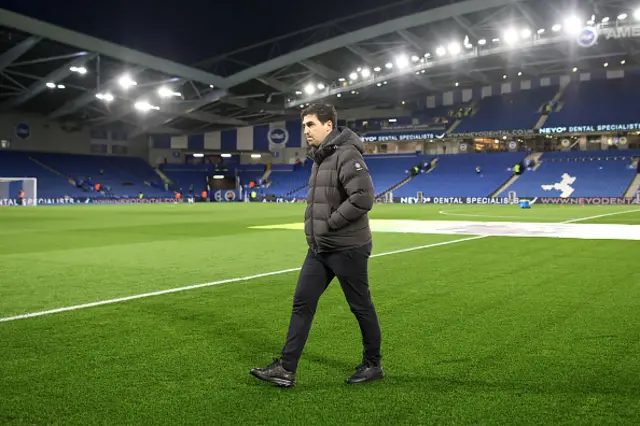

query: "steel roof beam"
xmin=221 ymin=0 xmax=520 ymax=87
xmin=299 ymin=60 xmax=340 ymax=80
xmin=452 ymin=16 xmax=483 ymax=41
xmin=0 ymin=53 xmax=96 ymax=110
xmin=127 ymin=89 xmax=228 ymax=138
xmin=0 ymin=8 xmax=228 ymax=88
xmin=48 ymin=67 xmax=147 ymax=119
xmin=0 ymin=36 xmax=41 ymax=72
xmin=397 ymin=29 xmax=426 ymax=50
xmin=255 ymin=76 xmax=291 ymax=93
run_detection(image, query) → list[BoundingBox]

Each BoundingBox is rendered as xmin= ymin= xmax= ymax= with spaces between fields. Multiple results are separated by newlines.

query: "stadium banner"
xmin=249 ymin=195 xmax=306 ymax=203
xmin=532 ymin=197 xmax=640 ymax=205
xmin=538 ymin=123 xmax=640 ymax=134
xmin=360 ymin=131 xmax=438 ymax=142
xmin=0 ymin=197 xmax=197 ymax=206
xmin=393 ymin=196 xmax=517 ymax=204
xmin=453 ymin=129 xmax=535 ymax=138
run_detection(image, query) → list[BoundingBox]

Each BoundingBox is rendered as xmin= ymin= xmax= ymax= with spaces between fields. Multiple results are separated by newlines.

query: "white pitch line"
xmin=0 ymin=236 xmax=482 ymax=324
xmin=561 ymin=208 xmax=640 ymax=223
xmin=2 ymin=208 xmax=638 ymax=324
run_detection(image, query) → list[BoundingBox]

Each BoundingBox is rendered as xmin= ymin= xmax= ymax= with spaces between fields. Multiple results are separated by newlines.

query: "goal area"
xmin=0 ymin=177 xmax=37 ymax=206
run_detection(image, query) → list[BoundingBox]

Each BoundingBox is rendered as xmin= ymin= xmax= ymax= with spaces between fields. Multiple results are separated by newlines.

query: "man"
xmin=250 ymin=103 xmax=384 ymax=387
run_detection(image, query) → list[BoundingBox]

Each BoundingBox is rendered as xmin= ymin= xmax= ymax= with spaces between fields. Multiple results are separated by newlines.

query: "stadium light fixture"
xmin=634 ymin=9 xmax=640 ymax=20
xmin=376 ymin=82 xmax=382 ymax=87
xmin=603 ymin=62 xmax=609 ymax=67
xmin=455 ymin=82 xmax=459 ymax=86
xmin=69 ymin=66 xmax=87 ymax=75
xmin=304 ymin=83 xmax=315 ymax=95
xmin=96 ymin=93 xmax=114 ymax=102
xmin=118 ymin=74 xmax=137 ymax=89
xmin=618 ymin=13 xmax=628 ymax=20
xmin=349 ymin=72 xmax=358 ymax=80
xmin=537 ymin=28 xmax=545 ymax=34
xmin=295 ymin=90 xmax=302 ymax=95
xmin=492 ymin=37 xmax=500 ymax=43
xmin=385 ymin=62 xmax=393 ymax=69
xmin=395 ymin=55 xmax=409 ymax=68
xmin=503 ymin=29 xmax=518 ymax=45
xmin=520 ymin=28 xmax=532 ymax=39
xmin=478 ymin=39 xmax=487 ymax=45
xmin=157 ymin=86 xmax=181 ymax=98
xmin=518 ymin=71 xmax=522 ymax=76
xmin=336 ymin=93 xmax=341 ymax=97
xmin=572 ymin=67 xmax=578 ymax=72
xmin=317 ymin=83 xmax=325 ymax=90
xmin=46 ymin=82 xmax=56 ymax=88
xmin=563 ymin=16 xmax=582 ymax=34
xmin=251 ymin=154 xmax=261 ymax=159
xmin=57 ymin=84 xmax=65 ymax=89
xmin=221 ymin=153 xmax=231 ymax=158
xmin=424 ymin=53 xmax=431 ymax=58
xmin=551 ymin=24 xmax=562 ymax=32
xmin=373 ymin=67 xmax=381 ymax=72
xmin=601 ymin=17 xmax=610 ymax=23
xmin=621 ymin=59 xmax=626 ymax=64
xmin=192 ymin=153 xmax=204 ymax=158
xmin=447 ymin=42 xmax=461 ymax=55
xmin=360 ymin=68 xmax=371 ymax=78
xmin=503 ymin=74 xmax=507 ymax=79
xmin=134 ymin=101 xmax=159 ymax=111
xmin=338 ymin=78 xmax=346 ymax=82
xmin=411 ymin=55 xmax=420 ymax=62
xmin=213 ymin=175 xmax=224 ymax=179
xmin=435 ymin=46 xmax=446 ymax=56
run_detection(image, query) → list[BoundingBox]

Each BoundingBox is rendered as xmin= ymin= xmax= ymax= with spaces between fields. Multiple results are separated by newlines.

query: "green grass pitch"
xmin=1 ymin=203 xmax=639 ymax=425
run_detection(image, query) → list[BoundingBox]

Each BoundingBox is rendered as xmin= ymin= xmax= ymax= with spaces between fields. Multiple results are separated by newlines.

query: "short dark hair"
xmin=301 ymin=103 xmax=337 ymax=129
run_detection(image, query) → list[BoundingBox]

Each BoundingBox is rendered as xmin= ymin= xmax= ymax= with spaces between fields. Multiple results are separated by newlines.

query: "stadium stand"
xmin=0 ymin=151 xmax=86 ymax=198
xmin=395 ymin=152 xmax=528 ymax=198
xmin=453 ymin=86 xmax=559 ymax=133
xmin=544 ymin=78 xmax=640 ymax=127
xmin=253 ymin=154 xmax=432 ymax=198
xmin=29 ymin=152 xmax=168 ymax=197
xmin=500 ymin=150 xmax=640 ymax=198
xmin=161 ymin=164 xmax=211 ymax=194
xmin=254 ymin=163 xmax=312 ymax=197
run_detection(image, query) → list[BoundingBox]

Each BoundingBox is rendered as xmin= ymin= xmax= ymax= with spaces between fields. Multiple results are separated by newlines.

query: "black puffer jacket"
xmin=304 ymin=128 xmax=374 ymax=253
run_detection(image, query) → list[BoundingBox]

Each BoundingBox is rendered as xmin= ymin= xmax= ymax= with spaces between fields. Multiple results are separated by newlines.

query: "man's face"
xmin=302 ymin=114 xmax=333 ymax=147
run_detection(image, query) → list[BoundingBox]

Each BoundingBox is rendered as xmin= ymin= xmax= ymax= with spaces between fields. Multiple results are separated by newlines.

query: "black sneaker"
xmin=250 ymin=358 xmax=296 ymax=387
xmin=346 ymin=359 xmax=384 ymax=385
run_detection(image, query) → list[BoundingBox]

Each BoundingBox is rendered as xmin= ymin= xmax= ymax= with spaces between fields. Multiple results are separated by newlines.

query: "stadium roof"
xmin=0 ymin=0 xmax=638 ymax=137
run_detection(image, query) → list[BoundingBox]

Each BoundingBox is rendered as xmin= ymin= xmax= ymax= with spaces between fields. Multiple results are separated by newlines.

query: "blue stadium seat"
xmin=454 ymin=86 xmax=559 ymax=133
xmin=545 ymin=79 xmax=640 ymax=127
xmin=501 ymin=152 xmax=638 ymax=197
xmin=396 ymin=152 xmax=528 ymax=198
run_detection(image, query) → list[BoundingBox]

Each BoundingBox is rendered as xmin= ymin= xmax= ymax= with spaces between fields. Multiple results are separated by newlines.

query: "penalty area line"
xmin=0 ymin=236 xmax=483 ymax=324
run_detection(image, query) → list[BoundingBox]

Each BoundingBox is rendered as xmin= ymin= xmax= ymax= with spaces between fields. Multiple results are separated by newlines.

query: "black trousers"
xmin=280 ymin=242 xmax=382 ymax=372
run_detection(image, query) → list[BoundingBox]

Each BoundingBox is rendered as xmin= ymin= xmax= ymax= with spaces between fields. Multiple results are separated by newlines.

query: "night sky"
xmin=0 ymin=0 xmax=411 ymax=66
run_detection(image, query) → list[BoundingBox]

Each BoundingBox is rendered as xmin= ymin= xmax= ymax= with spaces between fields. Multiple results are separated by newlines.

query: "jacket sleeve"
xmin=328 ymin=148 xmax=374 ymax=230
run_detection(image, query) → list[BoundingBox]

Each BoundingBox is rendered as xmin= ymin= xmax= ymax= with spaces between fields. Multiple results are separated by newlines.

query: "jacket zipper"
xmin=309 ymin=164 xmax=319 ymax=250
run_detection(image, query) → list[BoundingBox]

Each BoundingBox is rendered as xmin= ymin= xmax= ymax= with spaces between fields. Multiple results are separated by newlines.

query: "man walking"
xmin=250 ymin=103 xmax=383 ymax=387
